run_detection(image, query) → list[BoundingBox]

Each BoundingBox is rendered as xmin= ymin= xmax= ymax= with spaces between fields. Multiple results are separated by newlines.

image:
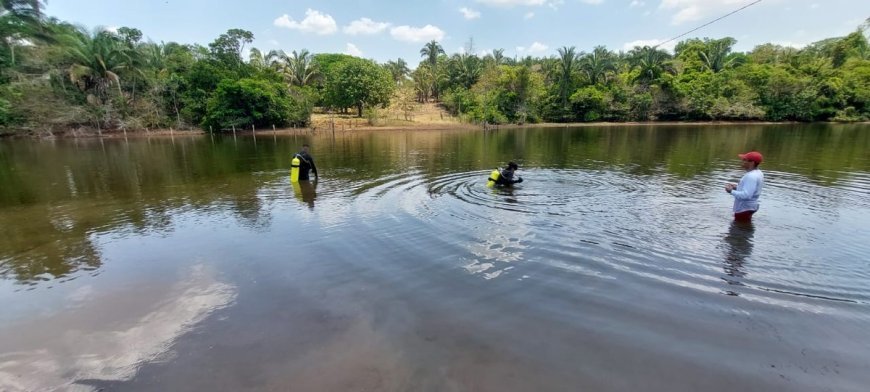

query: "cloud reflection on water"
xmin=0 ymin=264 xmax=236 ymax=392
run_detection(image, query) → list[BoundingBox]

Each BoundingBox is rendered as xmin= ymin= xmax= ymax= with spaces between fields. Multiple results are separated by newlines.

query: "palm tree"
xmin=420 ymin=40 xmax=444 ymax=67
xmin=628 ymin=45 xmax=673 ymax=87
xmin=579 ymin=46 xmax=617 ymax=85
xmin=385 ymin=58 xmax=410 ymax=84
xmin=699 ymin=37 xmax=742 ymax=73
xmin=446 ymin=53 xmax=482 ymax=89
xmin=0 ymin=0 xmax=46 ymax=68
xmin=267 ymin=49 xmax=318 ymax=87
xmin=412 ymin=64 xmax=433 ymax=102
xmin=556 ymin=46 xmax=579 ymax=108
xmin=248 ymin=47 xmax=266 ymax=69
xmin=288 ymin=49 xmax=319 ymax=87
xmin=64 ymin=28 xmax=133 ymax=102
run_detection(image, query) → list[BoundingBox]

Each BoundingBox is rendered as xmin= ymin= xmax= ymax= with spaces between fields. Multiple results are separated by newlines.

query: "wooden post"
xmin=232 ymin=125 xmax=236 ymax=137
xmin=252 ymin=124 xmax=256 ymax=136
xmin=170 ymin=127 xmax=174 ymax=137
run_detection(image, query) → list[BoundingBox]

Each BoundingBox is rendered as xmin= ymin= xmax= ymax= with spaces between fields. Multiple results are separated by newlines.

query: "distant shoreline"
xmin=2 ymin=120 xmax=866 ymax=139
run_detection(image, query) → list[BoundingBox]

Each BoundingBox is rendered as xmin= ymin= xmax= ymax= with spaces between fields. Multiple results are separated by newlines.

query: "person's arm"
xmin=730 ymin=173 xmax=758 ymax=200
xmin=310 ymin=157 xmax=318 ymax=178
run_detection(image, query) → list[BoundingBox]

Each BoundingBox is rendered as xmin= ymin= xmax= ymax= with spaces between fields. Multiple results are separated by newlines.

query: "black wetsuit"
xmin=294 ymin=151 xmax=318 ymax=180
xmin=496 ymin=168 xmax=522 ymax=186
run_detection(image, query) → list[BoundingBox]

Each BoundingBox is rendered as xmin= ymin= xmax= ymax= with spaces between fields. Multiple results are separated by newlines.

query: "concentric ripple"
xmin=316 ymin=167 xmax=870 ymax=314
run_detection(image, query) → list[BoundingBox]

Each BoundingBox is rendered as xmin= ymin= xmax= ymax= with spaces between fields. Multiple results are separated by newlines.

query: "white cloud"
xmin=659 ymin=0 xmax=749 ymax=25
xmin=549 ymin=0 xmax=565 ymax=9
xmin=390 ymin=24 xmax=446 ymax=43
xmin=528 ymin=41 xmax=549 ymax=53
xmin=581 ymin=0 xmax=604 ymax=4
xmin=622 ymin=38 xmax=677 ymax=52
xmin=630 ymin=0 xmax=645 ymax=7
xmin=524 ymin=11 xmax=535 ymax=19
xmin=459 ymin=7 xmax=482 ymax=19
xmin=343 ymin=17 xmax=390 ymax=35
xmin=518 ymin=41 xmax=548 ymax=54
xmin=104 ymin=25 xmax=119 ymax=33
xmin=476 ymin=0 xmax=546 ymax=6
xmin=273 ymin=9 xmax=337 ymax=35
xmin=345 ymin=43 xmax=364 ymax=57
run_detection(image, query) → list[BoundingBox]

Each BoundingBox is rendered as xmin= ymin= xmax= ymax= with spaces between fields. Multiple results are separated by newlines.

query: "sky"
xmin=45 ymin=0 xmax=869 ymax=65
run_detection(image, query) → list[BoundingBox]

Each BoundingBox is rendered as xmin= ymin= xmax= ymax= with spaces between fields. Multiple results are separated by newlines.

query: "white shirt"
xmin=731 ymin=168 xmax=764 ymax=213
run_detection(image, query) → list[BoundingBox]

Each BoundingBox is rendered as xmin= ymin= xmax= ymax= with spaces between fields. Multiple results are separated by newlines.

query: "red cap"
xmin=738 ymin=151 xmax=763 ymax=164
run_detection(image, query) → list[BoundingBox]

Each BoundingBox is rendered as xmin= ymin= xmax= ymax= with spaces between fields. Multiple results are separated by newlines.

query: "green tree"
xmin=202 ymin=78 xmax=310 ymax=130
xmin=323 ymin=56 xmax=393 ymax=117
xmin=208 ymin=28 xmax=253 ymax=69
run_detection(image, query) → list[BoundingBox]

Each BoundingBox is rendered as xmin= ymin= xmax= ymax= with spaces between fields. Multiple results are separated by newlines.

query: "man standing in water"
xmin=725 ymin=151 xmax=764 ymax=221
xmin=294 ymin=144 xmax=318 ymax=181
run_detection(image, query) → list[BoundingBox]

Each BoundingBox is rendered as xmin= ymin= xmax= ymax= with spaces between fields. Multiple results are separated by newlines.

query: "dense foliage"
xmin=0 ymin=3 xmax=867 ymax=134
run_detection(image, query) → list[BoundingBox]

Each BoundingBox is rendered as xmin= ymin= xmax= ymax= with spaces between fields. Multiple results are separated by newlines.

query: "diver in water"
xmin=487 ymin=161 xmax=523 ymax=187
xmin=293 ymin=144 xmax=318 ymax=181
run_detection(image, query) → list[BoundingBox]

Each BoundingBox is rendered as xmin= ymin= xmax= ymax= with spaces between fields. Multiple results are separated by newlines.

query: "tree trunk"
xmin=357 ymin=102 xmax=363 ymax=117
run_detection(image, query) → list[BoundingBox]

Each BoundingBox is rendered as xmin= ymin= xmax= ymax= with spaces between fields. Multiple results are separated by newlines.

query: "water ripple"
xmin=337 ymin=167 xmax=870 ymax=314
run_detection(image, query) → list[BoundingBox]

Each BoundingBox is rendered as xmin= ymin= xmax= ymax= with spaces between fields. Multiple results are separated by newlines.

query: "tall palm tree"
xmin=628 ymin=45 xmax=673 ymax=87
xmin=556 ymin=46 xmax=579 ymax=108
xmin=579 ymin=45 xmax=617 ymax=85
xmin=420 ymin=40 xmax=444 ymax=67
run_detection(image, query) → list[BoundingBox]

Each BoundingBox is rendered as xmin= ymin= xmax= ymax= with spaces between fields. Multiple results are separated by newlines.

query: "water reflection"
xmin=721 ymin=221 xmax=755 ymax=294
xmin=491 ymin=184 xmax=519 ymax=204
xmin=0 ymin=264 xmax=236 ymax=391
xmin=292 ymin=180 xmax=318 ymax=209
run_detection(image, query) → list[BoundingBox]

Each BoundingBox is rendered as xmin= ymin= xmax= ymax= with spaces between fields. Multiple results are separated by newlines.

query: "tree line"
xmin=1 ymin=1 xmax=867 ymax=135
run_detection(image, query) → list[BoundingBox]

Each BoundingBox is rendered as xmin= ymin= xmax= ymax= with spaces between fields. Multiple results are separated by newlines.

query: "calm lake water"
xmin=1 ymin=124 xmax=869 ymax=391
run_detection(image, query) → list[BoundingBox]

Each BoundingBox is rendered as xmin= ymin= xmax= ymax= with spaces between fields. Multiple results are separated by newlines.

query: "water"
xmin=1 ymin=124 xmax=868 ymax=391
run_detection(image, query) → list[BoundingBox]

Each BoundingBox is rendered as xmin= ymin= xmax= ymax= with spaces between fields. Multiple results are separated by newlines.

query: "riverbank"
xmin=2 ymin=119 xmax=866 ymax=139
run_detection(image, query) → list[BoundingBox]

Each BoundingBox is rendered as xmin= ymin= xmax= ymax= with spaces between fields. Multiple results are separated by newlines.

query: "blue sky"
xmin=45 ymin=0 xmax=868 ymax=65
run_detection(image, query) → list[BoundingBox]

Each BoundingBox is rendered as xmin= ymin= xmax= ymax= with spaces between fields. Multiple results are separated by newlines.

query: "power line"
xmin=653 ymin=0 xmax=764 ymax=49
